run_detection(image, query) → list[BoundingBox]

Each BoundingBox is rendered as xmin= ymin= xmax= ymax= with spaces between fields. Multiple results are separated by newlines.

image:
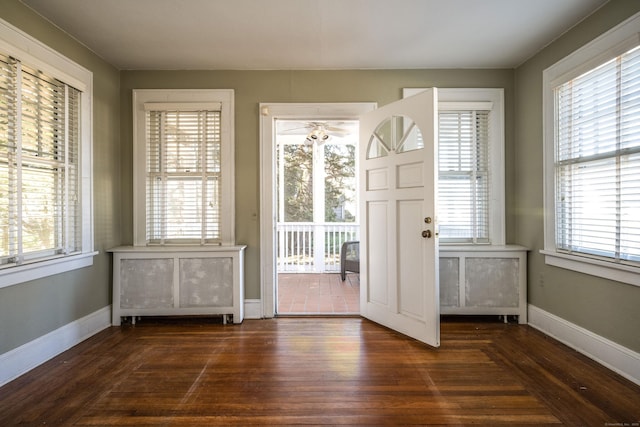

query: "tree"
xmin=280 ymin=143 xmax=313 ymax=222
xmin=324 ymin=143 xmax=355 ymax=222
xmin=278 ymin=141 xmax=356 ymax=223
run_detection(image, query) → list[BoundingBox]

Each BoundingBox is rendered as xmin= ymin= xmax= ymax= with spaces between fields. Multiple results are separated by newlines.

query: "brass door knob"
xmin=422 ymin=230 xmax=432 ymax=238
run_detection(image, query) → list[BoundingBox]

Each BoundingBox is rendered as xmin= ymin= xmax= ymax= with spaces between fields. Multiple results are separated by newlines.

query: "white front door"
xmin=359 ymin=89 xmax=440 ymax=347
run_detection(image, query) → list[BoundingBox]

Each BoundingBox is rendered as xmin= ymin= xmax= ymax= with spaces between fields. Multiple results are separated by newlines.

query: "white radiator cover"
xmin=439 ymin=245 xmax=528 ymax=323
xmin=109 ymin=246 xmax=246 ymax=325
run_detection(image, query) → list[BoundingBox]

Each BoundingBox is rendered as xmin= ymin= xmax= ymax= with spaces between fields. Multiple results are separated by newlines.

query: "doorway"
xmin=274 ymin=119 xmax=359 ymax=314
xmin=260 ymin=93 xmax=439 ymax=347
xmin=259 ymin=103 xmax=377 ymax=318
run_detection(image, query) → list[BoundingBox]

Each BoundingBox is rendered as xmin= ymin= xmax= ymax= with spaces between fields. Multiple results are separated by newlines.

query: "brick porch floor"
xmin=277 ymin=273 xmax=360 ymax=315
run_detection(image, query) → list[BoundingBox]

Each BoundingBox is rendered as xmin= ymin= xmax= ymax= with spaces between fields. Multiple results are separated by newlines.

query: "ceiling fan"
xmin=282 ymin=121 xmax=351 ymax=145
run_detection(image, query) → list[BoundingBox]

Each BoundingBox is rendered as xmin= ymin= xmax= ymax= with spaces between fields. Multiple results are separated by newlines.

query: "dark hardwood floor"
xmin=0 ymin=316 xmax=639 ymax=426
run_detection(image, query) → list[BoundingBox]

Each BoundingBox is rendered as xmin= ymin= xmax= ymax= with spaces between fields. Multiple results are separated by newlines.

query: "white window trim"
xmin=542 ymin=12 xmax=640 ymax=287
xmin=403 ymin=88 xmax=506 ymax=246
xmin=132 ymin=89 xmax=235 ymax=246
xmin=0 ymin=18 xmax=95 ymax=290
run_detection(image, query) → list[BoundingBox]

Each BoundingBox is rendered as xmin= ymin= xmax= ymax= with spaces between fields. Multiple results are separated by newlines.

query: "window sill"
xmin=0 ymin=251 xmax=98 ymax=289
xmin=108 ymin=245 xmax=246 ymax=254
xmin=541 ymin=249 xmax=640 ymax=288
xmin=440 ymin=244 xmax=528 ymax=253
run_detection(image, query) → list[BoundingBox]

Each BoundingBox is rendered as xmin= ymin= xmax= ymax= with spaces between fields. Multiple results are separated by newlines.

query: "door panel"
xmin=398 ymin=199 xmax=425 ymax=319
xmin=367 ymin=201 xmax=390 ymax=306
xmin=367 ymin=168 xmax=389 ymax=191
xmin=359 ymin=88 xmax=440 ymax=347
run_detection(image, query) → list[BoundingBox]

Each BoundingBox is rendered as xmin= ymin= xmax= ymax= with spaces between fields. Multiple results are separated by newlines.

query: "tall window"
xmin=133 ymin=90 xmax=234 ymax=246
xmin=0 ymin=20 xmax=93 ymax=288
xmin=146 ymin=109 xmax=221 ymax=244
xmin=1 ymin=58 xmax=81 ymax=262
xmin=554 ymin=45 xmax=640 ymax=263
xmin=404 ymin=88 xmax=505 ymax=245
xmin=543 ymin=12 xmax=640 ymax=286
xmin=438 ymin=109 xmax=490 ymax=243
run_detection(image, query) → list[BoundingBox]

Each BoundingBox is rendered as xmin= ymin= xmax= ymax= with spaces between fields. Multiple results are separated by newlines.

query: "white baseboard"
xmin=0 ymin=305 xmax=111 ymax=387
xmin=244 ymin=299 xmax=262 ymax=319
xmin=528 ymin=304 xmax=640 ymax=386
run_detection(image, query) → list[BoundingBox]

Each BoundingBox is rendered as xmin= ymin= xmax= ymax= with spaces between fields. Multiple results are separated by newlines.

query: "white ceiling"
xmin=21 ymin=0 xmax=609 ymax=70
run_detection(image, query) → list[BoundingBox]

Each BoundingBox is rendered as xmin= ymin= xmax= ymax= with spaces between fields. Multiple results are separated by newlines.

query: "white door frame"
xmin=259 ymin=102 xmax=376 ymax=318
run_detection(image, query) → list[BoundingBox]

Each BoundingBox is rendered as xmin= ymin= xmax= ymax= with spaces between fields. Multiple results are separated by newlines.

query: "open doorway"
xmin=274 ymin=119 xmax=359 ymax=314
xmin=259 ymin=103 xmax=376 ymax=318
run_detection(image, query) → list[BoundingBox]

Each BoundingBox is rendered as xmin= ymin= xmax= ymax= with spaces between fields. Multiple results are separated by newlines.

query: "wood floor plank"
xmin=0 ymin=317 xmax=638 ymax=426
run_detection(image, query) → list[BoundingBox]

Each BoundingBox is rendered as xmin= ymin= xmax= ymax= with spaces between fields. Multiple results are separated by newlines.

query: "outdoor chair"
xmin=340 ymin=241 xmax=360 ymax=281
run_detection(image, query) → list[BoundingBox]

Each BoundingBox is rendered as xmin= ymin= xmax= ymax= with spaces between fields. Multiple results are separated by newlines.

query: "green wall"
xmin=0 ymin=1 xmax=121 ymax=354
xmin=120 ymin=70 xmax=515 ymax=299
xmin=514 ymin=0 xmax=640 ymax=352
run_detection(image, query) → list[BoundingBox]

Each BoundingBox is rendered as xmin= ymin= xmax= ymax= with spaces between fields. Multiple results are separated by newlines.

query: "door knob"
xmin=422 ymin=230 xmax=432 ymax=238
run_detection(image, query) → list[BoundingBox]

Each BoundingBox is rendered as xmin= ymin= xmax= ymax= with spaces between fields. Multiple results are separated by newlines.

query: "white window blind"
xmin=554 ymin=44 xmax=640 ymax=264
xmin=145 ymin=108 xmax=222 ymax=244
xmin=0 ymin=52 xmax=81 ymax=266
xmin=438 ymin=110 xmax=490 ymax=243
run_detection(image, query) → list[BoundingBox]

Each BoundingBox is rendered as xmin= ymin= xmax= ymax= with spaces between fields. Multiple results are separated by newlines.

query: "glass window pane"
xmin=21 ymin=163 xmax=59 ymax=253
xmin=367 ymin=115 xmax=423 ymax=159
xmin=279 ymin=143 xmax=313 ymax=222
xmin=324 ymin=143 xmax=356 ymax=223
xmin=164 ymin=177 xmax=202 ymax=240
xmin=396 ymin=117 xmax=424 ymax=154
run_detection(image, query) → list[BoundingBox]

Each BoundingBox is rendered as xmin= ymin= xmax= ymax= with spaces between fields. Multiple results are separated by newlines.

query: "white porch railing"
xmin=277 ymin=222 xmax=359 ymax=273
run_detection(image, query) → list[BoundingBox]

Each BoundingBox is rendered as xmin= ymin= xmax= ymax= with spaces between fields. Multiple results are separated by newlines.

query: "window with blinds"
xmin=145 ymin=109 xmax=222 ymax=244
xmin=438 ymin=110 xmax=490 ymax=243
xmin=133 ymin=90 xmax=234 ymax=247
xmin=554 ymin=44 xmax=640 ymax=264
xmin=0 ymin=53 xmax=81 ymax=267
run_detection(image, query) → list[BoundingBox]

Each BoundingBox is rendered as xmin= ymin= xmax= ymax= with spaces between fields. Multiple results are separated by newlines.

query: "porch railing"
xmin=277 ymin=222 xmax=359 ymax=273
